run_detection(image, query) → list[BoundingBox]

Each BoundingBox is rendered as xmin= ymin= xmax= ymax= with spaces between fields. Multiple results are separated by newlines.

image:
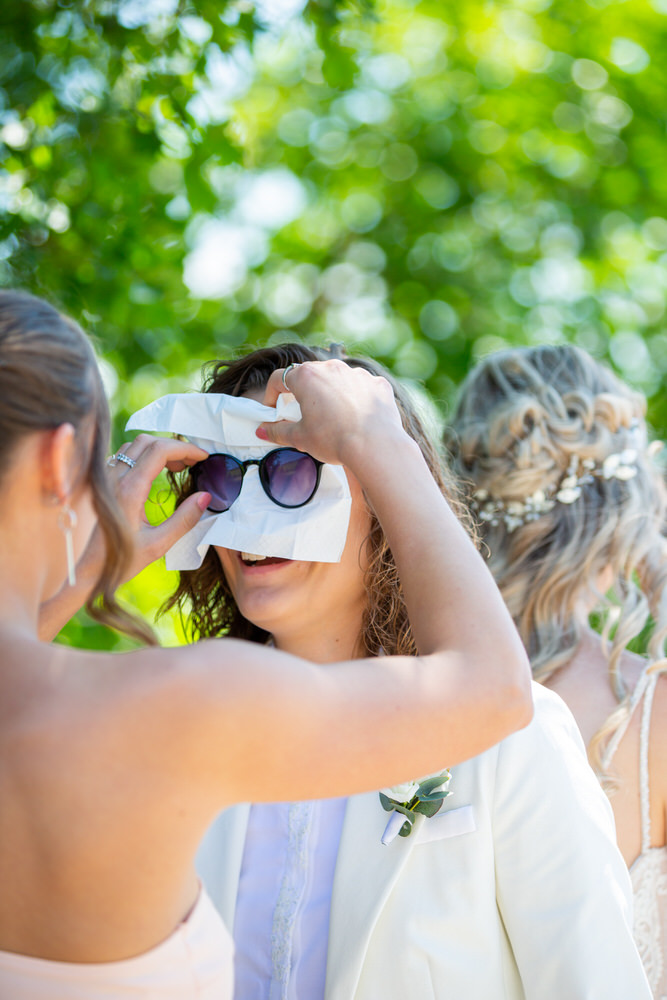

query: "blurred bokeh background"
xmin=2 ymin=0 xmax=667 ymax=646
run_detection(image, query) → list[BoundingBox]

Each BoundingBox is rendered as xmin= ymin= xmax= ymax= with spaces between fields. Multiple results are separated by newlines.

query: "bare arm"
xmin=38 ymin=437 xmax=210 ymax=640
xmin=262 ymin=361 xmax=532 ymax=729
xmin=125 ymin=361 xmax=532 ymax=807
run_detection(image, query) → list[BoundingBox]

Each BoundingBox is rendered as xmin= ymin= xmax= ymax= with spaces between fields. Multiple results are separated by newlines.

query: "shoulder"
xmin=482 ymin=685 xmax=619 ymax=862
xmin=449 ymin=683 xmax=584 ymax=782
xmin=447 ymin=683 xmax=593 ymax=799
xmin=620 ymin=647 xmax=648 ymax=690
xmin=493 ymin=682 xmax=612 ymax=818
xmin=112 ymin=637 xmax=278 ymax=708
xmin=107 ymin=638 xmax=283 ymax=745
xmin=29 ymin=639 xmax=268 ymax=770
xmin=498 ymin=681 xmax=586 ymax=758
xmin=648 ymin=663 xmax=667 ymax=719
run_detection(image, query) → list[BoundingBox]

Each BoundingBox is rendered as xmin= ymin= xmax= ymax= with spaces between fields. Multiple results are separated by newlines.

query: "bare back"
xmin=0 ymin=638 xmax=216 ymax=962
xmin=545 ymin=632 xmax=667 ymax=866
xmin=546 ymin=636 xmax=667 ymax=995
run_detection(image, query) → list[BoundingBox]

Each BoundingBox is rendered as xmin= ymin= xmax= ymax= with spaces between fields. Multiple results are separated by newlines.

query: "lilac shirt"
xmin=232 ymin=798 xmax=347 ymax=1000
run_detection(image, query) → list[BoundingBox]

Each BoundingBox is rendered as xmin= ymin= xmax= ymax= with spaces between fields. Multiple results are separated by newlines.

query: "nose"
xmin=235 ymin=462 xmax=263 ymax=505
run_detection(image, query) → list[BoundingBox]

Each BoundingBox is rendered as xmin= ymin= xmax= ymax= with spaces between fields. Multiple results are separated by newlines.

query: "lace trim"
xmin=630 ymin=848 xmax=667 ymax=998
xmin=604 ymin=667 xmax=666 ymax=997
xmin=269 ymin=802 xmax=313 ymax=1000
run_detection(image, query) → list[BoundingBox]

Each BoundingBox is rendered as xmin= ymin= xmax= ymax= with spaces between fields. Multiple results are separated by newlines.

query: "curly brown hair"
xmin=162 ymin=343 xmax=471 ymax=657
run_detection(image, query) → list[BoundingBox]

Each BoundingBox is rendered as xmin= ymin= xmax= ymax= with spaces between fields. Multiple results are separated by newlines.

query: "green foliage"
xmin=2 ymin=0 xmax=667 ymax=647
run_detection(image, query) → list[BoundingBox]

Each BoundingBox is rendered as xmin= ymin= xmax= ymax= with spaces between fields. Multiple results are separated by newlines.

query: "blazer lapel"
xmin=195 ymin=803 xmax=250 ymax=929
xmin=324 ymin=793 xmax=423 ymax=1000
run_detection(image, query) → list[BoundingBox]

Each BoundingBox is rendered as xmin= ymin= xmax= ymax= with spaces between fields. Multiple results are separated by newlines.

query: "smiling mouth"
xmin=239 ymin=552 xmax=291 ymax=567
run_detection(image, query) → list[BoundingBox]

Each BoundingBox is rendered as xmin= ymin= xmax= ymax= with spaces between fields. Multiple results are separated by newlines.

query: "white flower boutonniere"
xmin=380 ymin=769 xmax=452 ymax=845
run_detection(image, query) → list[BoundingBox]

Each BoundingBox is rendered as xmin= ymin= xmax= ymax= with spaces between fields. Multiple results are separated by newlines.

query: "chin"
xmin=234 ymin=595 xmax=289 ymax=635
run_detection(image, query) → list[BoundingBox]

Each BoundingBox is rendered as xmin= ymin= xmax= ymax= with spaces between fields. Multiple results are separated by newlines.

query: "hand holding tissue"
xmin=126 ymin=392 xmax=352 ymax=570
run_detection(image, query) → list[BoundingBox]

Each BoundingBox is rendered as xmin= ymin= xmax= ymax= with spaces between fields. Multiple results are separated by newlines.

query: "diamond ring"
xmin=108 ymin=452 xmax=136 ymax=469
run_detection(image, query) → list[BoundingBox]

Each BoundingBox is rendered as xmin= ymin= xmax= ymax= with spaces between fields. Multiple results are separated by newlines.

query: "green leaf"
xmin=417 ymin=788 xmax=453 ymax=803
xmin=5 ymin=0 xmax=667 ymax=653
xmin=414 ymin=799 xmax=444 ymax=820
xmin=417 ymin=773 xmax=450 ymax=797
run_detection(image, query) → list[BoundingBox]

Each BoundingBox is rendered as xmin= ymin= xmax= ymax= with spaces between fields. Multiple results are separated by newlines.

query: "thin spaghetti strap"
xmin=601 ymin=668 xmax=651 ymax=773
xmin=638 ymin=667 xmax=665 ymax=853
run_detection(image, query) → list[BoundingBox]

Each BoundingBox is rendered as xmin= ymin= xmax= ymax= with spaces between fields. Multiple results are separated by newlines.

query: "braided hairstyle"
xmin=445 ymin=344 xmax=667 ymax=780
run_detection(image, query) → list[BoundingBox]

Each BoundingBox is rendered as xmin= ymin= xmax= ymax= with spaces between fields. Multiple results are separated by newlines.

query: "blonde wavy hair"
xmin=163 ymin=343 xmax=471 ymax=658
xmin=445 ymin=344 xmax=667 ymax=780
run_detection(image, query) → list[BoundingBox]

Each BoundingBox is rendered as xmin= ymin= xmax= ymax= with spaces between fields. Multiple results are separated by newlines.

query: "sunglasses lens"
xmin=263 ymin=449 xmax=319 ymax=507
xmin=195 ymin=455 xmax=244 ymax=512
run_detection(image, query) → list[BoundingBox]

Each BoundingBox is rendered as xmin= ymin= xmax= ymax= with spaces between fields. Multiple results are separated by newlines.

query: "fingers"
xmin=256 ymin=418 xmax=300 ymax=449
xmin=262 ymin=366 xmax=300 ymax=408
xmin=108 ymin=437 xmax=208 ymax=507
xmin=259 ymin=365 xmax=314 ymax=447
xmin=258 ymin=359 xmax=403 ymax=468
xmin=112 ymin=435 xmax=207 ymax=477
xmin=107 ymin=436 xmax=208 ymax=539
xmin=142 ymin=492 xmax=211 ymax=563
xmin=103 ymin=435 xmax=212 ymax=577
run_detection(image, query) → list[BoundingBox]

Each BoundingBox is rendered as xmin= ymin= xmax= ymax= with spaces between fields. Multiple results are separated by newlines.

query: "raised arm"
xmin=260 ymin=360 xmax=532 ymax=717
xmin=124 ymin=361 xmax=532 ymax=808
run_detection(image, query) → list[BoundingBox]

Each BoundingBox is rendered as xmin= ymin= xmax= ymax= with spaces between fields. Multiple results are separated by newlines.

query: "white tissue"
xmin=126 ymin=392 xmax=352 ymax=568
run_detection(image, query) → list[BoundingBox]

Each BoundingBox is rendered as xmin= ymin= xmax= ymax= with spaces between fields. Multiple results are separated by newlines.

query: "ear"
xmin=40 ymin=423 xmax=77 ymax=502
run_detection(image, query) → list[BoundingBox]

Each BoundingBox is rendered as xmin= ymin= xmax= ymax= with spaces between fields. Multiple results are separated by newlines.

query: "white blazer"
xmin=197 ymin=685 xmax=651 ymax=999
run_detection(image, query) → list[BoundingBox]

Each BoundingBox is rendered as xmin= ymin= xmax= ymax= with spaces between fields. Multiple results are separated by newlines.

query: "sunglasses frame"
xmin=191 ymin=447 xmax=324 ymax=513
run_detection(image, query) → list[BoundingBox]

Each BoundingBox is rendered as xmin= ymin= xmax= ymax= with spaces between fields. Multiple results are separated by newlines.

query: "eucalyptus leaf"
xmin=417 ymin=788 xmax=453 ymax=803
xmin=390 ymin=801 xmax=419 ymax=819
xmin=416 ymin=799 xmax=444 ymax=819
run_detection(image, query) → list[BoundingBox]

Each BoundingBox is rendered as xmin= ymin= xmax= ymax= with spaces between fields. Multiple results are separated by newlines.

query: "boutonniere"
xmin=380 ymin=769 xmax=452 ymax=845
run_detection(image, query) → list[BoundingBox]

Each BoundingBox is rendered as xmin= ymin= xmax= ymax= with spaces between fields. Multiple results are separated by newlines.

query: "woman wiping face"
xmin=128 ymin=383 xmax=371 ymax=658
xmin=127 ymin=389 xmax=352 ymax=567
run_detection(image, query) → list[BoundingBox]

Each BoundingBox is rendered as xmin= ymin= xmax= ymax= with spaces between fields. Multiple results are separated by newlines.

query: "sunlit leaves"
xmin=3 ymin=0 xmax=667 ymax=647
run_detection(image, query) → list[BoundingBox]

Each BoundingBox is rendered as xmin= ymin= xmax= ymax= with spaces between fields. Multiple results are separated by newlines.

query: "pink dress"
xmin=0 ymin=887 xmax=233 ymax=999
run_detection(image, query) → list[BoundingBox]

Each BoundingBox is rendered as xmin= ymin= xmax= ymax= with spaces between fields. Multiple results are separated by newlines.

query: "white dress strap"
xmin=600 ymin=667 xmax=652 ymax=774
xmin=638 ymin=671 xmax=660 ymax=854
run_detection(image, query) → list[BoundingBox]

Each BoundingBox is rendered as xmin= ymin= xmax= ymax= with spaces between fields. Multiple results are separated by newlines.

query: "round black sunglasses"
xmin=191 ymin=447 xmax=324 ymax=513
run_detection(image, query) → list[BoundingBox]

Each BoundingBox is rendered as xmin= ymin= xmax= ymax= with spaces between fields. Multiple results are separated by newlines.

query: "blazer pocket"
xmin=414 ymin=804 xmax=476 ymax=845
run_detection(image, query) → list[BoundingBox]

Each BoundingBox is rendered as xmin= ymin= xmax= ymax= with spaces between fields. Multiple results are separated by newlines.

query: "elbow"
xmin=476 ymin=640 xmax=533 ymax=744
xmin=505 ymin=674 xmax=534 ymax=732
xmin=496 ymin=647 xmax=534 ymax=734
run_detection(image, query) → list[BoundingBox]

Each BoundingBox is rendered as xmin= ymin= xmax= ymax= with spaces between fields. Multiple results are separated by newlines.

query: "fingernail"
xmin=197 ymin=492 xmax=211 ymax=511
xmin=255 ymin=426 xmax=269 ymax=440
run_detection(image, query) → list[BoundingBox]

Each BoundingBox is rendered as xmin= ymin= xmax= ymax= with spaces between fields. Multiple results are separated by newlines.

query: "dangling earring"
xmin=58 ymin=505 xmax=78 ymax=587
